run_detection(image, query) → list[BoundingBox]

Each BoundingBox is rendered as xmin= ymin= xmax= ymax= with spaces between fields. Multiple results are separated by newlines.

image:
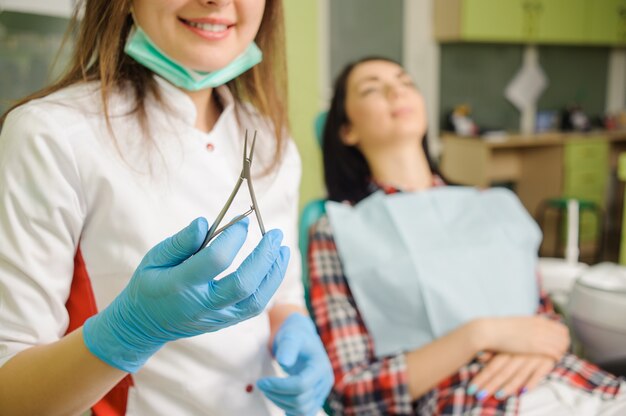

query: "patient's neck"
xmin=364 ymin=143 xmax=433 ymax=192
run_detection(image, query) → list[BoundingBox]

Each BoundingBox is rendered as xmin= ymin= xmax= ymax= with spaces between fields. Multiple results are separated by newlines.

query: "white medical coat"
xmin=0 ymin=76 xmax=304 ymax=415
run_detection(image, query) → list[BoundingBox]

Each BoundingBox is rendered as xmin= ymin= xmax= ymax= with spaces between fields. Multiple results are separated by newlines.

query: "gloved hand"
xmin=257 ymin=313 xmax=334 ymax=416
xmin=83 ymin=217 xmax=290 ymax=373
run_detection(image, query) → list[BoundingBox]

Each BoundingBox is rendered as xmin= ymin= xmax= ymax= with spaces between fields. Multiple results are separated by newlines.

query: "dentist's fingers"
xmin=143 ymin=217 xmax=210 ymax=268
xmin=229 ymin=246 xmax=290 ymax=314
xmin=207 ymin=230 xmax=283 ymax=309
xmin=257 ymin=361 xmax=319 ymax=397
xmin=164 ymin=217 xmax=251 ymax=290
xmin=259 ymin=386 xmax=317 ymax=414
xmin=275 ymin=332 xmax=303 ymax=368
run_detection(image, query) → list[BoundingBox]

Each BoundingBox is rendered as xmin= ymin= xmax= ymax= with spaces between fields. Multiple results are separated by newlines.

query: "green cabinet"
xmin=586 ymin=0 xmax=626 ymax=45
xmin=534 ymin=0 xmax=586 ymax=44
xmin=563 ymin=138 xmax=609 ymax=244
xmin=435 ymin=0 xmax=625 ymax=45
xmin=462 ymin=0 xmax=526 ymax=42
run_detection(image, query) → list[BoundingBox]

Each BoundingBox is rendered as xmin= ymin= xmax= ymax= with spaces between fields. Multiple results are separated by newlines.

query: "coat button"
xmin=206 ymin=143 xmax=215 ymax=152
xmin=245 ymin=384 xmax=254 ymax=393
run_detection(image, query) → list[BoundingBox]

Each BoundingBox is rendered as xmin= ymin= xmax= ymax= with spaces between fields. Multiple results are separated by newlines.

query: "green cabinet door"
xmin=586 ymin=0 xmax=626 ymax=45
xmin=463 ymin=0 xmax=586 ymax=44
xmin=442 ymin=0 xmax=626 ymax=44
xmin=534 ymin=0 xmax=586 ymax=44
xmin=462 ymin=0 xmax=526 ymax=42
xmin=563 ymin=139 xmax=609 ymax=244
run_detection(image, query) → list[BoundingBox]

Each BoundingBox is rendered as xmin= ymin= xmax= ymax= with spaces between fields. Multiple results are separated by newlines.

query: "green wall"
xmin=440 ymin=43 xmax=610 ymax=132
xmin=329 ymin=0 xmax=403 ymax=81
xmin=284 ymin=0 xmax=325 ymax=210
xmin=440 ymin=43 xmax=523 ymax=131
xmin=538 ymin=46 xmax=609 ymax=116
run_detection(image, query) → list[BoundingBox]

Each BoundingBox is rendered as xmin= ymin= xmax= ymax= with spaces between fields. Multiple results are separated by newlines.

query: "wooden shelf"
xmin=442 ymin=130 xmax=626 ymax=149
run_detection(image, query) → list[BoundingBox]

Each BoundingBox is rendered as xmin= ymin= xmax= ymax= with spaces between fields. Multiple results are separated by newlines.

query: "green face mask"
xmin=124 ymin=26 xmax=263 ymax=91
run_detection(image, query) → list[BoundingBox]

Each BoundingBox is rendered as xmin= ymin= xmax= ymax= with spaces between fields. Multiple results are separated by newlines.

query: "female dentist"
xmin=0 ymin=0 xmax=332 ymax=415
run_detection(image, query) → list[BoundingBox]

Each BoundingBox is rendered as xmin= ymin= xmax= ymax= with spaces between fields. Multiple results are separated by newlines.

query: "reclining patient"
xmin=307 ymin=57 xmax=626 ymax=415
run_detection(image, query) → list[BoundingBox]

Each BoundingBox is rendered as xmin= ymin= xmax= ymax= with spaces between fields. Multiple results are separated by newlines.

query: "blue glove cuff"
xmin=272 ymin=313 xmax=316 ymax=354
xmin=83 ymin=296 xmax=164 ymax=373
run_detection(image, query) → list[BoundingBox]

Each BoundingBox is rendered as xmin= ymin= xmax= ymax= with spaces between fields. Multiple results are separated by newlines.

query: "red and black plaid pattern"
xmin=307 ymin=185 xmax=622 ymax=416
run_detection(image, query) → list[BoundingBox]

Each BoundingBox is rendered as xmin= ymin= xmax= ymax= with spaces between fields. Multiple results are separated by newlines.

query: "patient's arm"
xmin=472 ymin=271 xmax=572 ymax=359
xmin=478 ymin=315 xmax=569 ymax=360
xmin=459 ymin=282 xmax=572 ymax=404
xmin=403 ymin=321 xmax=485 ymax=398
xmin=307 ymin=217 xmax=486 ymax=414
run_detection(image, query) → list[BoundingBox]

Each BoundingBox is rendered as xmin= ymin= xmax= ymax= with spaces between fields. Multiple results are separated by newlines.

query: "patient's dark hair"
xmin=322 ymin=56 xmax=442 ymax=203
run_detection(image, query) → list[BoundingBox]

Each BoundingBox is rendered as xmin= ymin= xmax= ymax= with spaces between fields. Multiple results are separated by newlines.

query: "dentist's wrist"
xmin=82 ymin=295 xmax=163 ymax=373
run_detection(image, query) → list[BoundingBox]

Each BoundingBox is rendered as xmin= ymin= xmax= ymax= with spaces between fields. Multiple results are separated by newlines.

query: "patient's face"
xmin=342 ymin=60 xmax=427 ymax=150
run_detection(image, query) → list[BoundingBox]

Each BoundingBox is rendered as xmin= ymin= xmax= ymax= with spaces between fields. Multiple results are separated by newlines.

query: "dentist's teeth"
xmin=187 ymin=22 xmax=228 ymax=32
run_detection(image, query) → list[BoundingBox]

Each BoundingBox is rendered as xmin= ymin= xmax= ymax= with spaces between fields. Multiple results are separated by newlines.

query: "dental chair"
xmin=299 ymin=198 xmax=326 ymax=313
xmin=298 ymin=111 xmax=332 ymax=416
xmin=299 ymin=111 xmax=328 ymax=313
xmin=566 ymin=153 xmax=626 ymax=377
xmin=568 ymin=262 xmax=626 ymax=376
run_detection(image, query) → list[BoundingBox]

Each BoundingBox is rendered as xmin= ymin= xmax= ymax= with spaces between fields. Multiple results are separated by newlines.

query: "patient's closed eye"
xmin=360 ymin=85 xmax=381 ymax=96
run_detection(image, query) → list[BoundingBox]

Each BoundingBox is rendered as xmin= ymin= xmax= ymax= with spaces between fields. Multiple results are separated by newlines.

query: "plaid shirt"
xmin=307 ymin=184 xmax=623 ymax=416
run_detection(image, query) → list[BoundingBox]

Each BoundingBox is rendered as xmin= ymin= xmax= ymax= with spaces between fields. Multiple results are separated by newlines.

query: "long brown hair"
xmin=1 ymin=0 xmax=289 ymax=166
xmin=323 ymin=57 xmax=443 ymax=203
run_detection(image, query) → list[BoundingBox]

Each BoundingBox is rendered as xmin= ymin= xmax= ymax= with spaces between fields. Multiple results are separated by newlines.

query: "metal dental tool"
xmin=197 ymin=130 xmax=266 ymax=252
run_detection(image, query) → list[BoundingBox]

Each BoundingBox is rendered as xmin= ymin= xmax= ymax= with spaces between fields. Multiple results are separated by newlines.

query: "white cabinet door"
xmin=0 ymin=0 xmax=75 ymax=18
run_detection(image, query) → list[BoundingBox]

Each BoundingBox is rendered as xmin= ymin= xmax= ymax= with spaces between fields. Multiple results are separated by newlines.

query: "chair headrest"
xmin=314 ymin=111 xmax=328 ymax=148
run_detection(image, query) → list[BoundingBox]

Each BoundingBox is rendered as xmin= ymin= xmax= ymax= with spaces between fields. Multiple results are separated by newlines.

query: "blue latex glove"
xmin=83 ymin=216 xmax=290 ymax=373
xmin=257 ymin=313 xmax=334 ymax=416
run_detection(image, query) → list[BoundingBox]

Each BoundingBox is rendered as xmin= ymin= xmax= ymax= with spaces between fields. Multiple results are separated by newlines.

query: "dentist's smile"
xmin=178 ymin=16 xmax=234 ymax=41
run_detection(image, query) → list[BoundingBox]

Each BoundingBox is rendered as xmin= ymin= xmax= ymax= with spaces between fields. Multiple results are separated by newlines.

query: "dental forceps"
xmin=198 ymin=130 xmax=266 ymax=251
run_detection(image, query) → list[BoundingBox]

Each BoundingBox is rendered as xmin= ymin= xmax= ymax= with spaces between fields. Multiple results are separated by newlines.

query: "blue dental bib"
xmin=326 ymin=187 xmax=541 ymax=358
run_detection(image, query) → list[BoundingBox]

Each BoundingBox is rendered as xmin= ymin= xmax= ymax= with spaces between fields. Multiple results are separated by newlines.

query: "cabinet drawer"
xmin=564 ymin=140 xmax=609 ymax=173
xmin=564 ymin=169 xmax=607 ymax=191
xmin=559 ymin=208 xmax=602 ymax=244
xmin=580 ymin=211 xmax=601 ymax=243
xmin=563 ymin=186 xmax=606 ymax=205
xmin=563 ymin=167 xmax=607 ymax=207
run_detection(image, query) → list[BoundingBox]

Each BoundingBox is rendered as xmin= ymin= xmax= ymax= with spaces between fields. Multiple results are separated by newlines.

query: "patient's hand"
xmin=478 ymin=316 xmax=570 ymax=360
xmin=466 ymin=353 xmax=555 ymax=401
